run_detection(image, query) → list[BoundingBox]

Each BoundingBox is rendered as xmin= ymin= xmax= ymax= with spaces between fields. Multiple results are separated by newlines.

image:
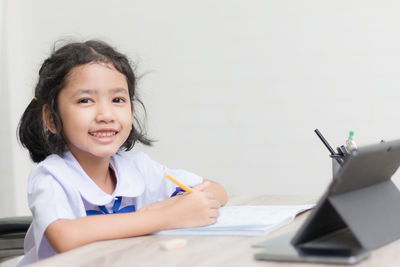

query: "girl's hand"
xmin=192 ymin=180 xmax=211 ymax=191
xmin=165 ymin=181 xmax=221 ymax=229
xmin=140 ymin=180 xmax=213 ymax=211
xmin=141 ymin=180 xmax=222 ymax=229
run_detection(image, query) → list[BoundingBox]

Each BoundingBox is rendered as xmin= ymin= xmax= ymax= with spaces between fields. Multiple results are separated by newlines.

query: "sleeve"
xmin=28 ymin=172 xmax=76 ymax=258
xmin=132 ymin=152 xmax=203 ymax=204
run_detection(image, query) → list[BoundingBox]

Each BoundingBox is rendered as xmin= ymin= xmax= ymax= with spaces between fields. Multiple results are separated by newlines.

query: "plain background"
xmin=1 ymin=0 xmax=400 ymax=217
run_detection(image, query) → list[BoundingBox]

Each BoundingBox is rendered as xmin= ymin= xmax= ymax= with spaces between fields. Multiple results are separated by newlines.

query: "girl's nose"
xmin=96 ymin=102 xmax=114 ymax=123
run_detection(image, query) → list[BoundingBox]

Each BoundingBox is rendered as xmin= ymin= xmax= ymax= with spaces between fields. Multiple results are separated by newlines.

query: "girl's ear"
xmin=42 ymin=104 xmax=57 ymax=134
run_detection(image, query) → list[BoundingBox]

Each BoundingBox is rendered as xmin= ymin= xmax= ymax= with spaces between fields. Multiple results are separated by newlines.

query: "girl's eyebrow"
xmin=111 ymin=87 xmax=129 ymax=94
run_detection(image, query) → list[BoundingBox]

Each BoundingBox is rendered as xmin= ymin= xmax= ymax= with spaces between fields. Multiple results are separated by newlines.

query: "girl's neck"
xmin=72 ymin=152 xmax=116 ymax=195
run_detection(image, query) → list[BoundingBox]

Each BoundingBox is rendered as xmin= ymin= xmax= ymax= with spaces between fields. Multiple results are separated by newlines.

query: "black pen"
xmin=314 ymin=129 xmax=336 ymax=156
xmin=314 ymin=129 xmax=343 ymax=165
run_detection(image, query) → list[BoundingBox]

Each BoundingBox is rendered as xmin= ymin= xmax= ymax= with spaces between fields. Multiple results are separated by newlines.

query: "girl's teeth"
xmin=92 ymin=132 xmax=115 ymax=137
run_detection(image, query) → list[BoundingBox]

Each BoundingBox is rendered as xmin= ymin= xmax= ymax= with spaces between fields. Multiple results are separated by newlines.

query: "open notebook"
xmin=156 ymin=205 xmax=314 ymax=236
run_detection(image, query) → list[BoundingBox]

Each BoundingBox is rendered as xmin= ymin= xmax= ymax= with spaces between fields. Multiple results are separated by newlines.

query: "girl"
xmin=17 ymin=40 xmax=228 ymax=266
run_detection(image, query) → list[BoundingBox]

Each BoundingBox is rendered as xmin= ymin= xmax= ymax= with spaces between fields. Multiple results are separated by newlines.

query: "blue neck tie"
xmin=86 ymin=196 xmax=136 ymax=216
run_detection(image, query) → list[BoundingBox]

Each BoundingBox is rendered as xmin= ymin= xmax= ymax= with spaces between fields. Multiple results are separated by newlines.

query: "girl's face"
xmin=56 ymin=62 xmax=134 ymax=162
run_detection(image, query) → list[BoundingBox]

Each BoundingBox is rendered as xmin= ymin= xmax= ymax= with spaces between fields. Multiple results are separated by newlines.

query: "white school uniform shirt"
xmin=17 ymin=150 xmax=203 ymax=267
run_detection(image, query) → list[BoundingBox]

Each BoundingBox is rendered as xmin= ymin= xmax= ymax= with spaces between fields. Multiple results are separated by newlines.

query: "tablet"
xmin=255 ymin=139 xmax=400 ymax=264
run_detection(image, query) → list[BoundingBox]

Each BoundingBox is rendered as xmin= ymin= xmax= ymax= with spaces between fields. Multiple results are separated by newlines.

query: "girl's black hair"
xmin=18 ymin=40 xmax=152 ymax=163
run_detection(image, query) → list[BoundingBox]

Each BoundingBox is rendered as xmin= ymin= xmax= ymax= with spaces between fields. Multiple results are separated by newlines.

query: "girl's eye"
xmin=113 ymin=97 xmax=125 ymax=103
xmin=78 ymin=99 xmax=93 ymax=104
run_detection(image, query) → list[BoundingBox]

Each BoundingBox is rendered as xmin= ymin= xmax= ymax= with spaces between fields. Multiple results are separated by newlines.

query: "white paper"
xmin=155 ymin=204 xmax=314 ymax=236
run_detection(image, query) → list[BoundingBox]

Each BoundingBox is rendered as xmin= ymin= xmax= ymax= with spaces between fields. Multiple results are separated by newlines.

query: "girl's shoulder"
xmin=29 ymin=151 xmax=86 ymax=190
xmin=31 ymin=153 xmax=69 ymax=177
xmin=27 ymin=153 xmax=77 ymax=194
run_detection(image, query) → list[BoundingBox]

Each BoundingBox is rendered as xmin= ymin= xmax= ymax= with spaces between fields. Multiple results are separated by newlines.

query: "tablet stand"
xmin=292 ymin=142 xmax=400 ymax=252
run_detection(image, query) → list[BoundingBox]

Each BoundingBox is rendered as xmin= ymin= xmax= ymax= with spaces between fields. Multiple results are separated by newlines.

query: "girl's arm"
xmin=45 ymin=186 xmax=220 ymax=253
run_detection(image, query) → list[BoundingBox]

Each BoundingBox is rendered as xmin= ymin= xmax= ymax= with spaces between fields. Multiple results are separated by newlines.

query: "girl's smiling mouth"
xmin=89 ymin=130 xmax=118 ymax=137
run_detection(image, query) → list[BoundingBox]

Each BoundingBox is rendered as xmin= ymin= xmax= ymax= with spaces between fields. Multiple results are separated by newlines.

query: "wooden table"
xmin=28 ymin=195 xmax=400 ymax=267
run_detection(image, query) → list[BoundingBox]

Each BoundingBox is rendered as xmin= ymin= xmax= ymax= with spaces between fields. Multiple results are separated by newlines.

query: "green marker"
xmin=346 ymin=131 xmax=357 ymax=152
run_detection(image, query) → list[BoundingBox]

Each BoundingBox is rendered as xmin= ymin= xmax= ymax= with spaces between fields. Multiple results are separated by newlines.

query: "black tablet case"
xmin=291 ymin=139 xmax=400 ymax=251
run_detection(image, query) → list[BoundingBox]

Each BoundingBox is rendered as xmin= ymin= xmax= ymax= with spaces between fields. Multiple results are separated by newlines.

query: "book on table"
xmin=156 ymin=204 xmax=314 ymax=236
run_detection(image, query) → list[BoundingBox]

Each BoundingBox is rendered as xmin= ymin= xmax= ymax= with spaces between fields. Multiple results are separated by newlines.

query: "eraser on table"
xmin=160 ymin=239 xmax=187 ymax=250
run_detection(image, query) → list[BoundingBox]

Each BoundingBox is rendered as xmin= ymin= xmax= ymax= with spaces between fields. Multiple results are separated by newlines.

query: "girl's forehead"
xmin=64 ymin=62 xmax=128 ymax=92
xmin=67 ymin=62 xmax=120 ymax=80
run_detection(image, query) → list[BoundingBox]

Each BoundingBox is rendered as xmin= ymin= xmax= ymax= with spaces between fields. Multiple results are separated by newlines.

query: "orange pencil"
xmin=165 ymin=173 xmax=195 ymax=193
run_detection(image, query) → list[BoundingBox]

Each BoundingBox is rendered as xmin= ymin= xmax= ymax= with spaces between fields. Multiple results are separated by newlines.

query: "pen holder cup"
xmin=332 ymin=154 xmax=350 ymax=178
xmin=332 ymin=158 xmax=341 ymax=178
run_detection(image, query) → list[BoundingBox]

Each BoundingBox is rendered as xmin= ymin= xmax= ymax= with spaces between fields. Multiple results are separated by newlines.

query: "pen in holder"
xmin=314 ymin=129 xmax=352 ymax=178
xmin=331 ymin=145 xmax=350 ymax=177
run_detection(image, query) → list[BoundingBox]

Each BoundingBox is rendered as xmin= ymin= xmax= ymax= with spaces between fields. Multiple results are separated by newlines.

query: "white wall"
xmin=0 ymin=0 xmax=16 ymax=217
xmin=2 ymin=0 xmax=400 ymax=216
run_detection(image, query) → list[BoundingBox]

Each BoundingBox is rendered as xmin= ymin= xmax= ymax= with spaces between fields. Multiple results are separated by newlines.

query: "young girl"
xmin=17 ymin=40 xmax=228 ymax=266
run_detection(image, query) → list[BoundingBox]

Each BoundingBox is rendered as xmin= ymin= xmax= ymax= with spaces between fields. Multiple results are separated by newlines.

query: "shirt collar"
xmin=63 ymin=151 xmax=145 ymax=206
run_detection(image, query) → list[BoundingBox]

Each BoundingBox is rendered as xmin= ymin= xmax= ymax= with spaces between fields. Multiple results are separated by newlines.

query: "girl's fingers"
xmin=193 ymin=180 xmax=210 ymax=191
xmin=209 ymin=199 xmax=221 ymax=209
xmin=209 ymin=208 xmax=220 ymax=218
